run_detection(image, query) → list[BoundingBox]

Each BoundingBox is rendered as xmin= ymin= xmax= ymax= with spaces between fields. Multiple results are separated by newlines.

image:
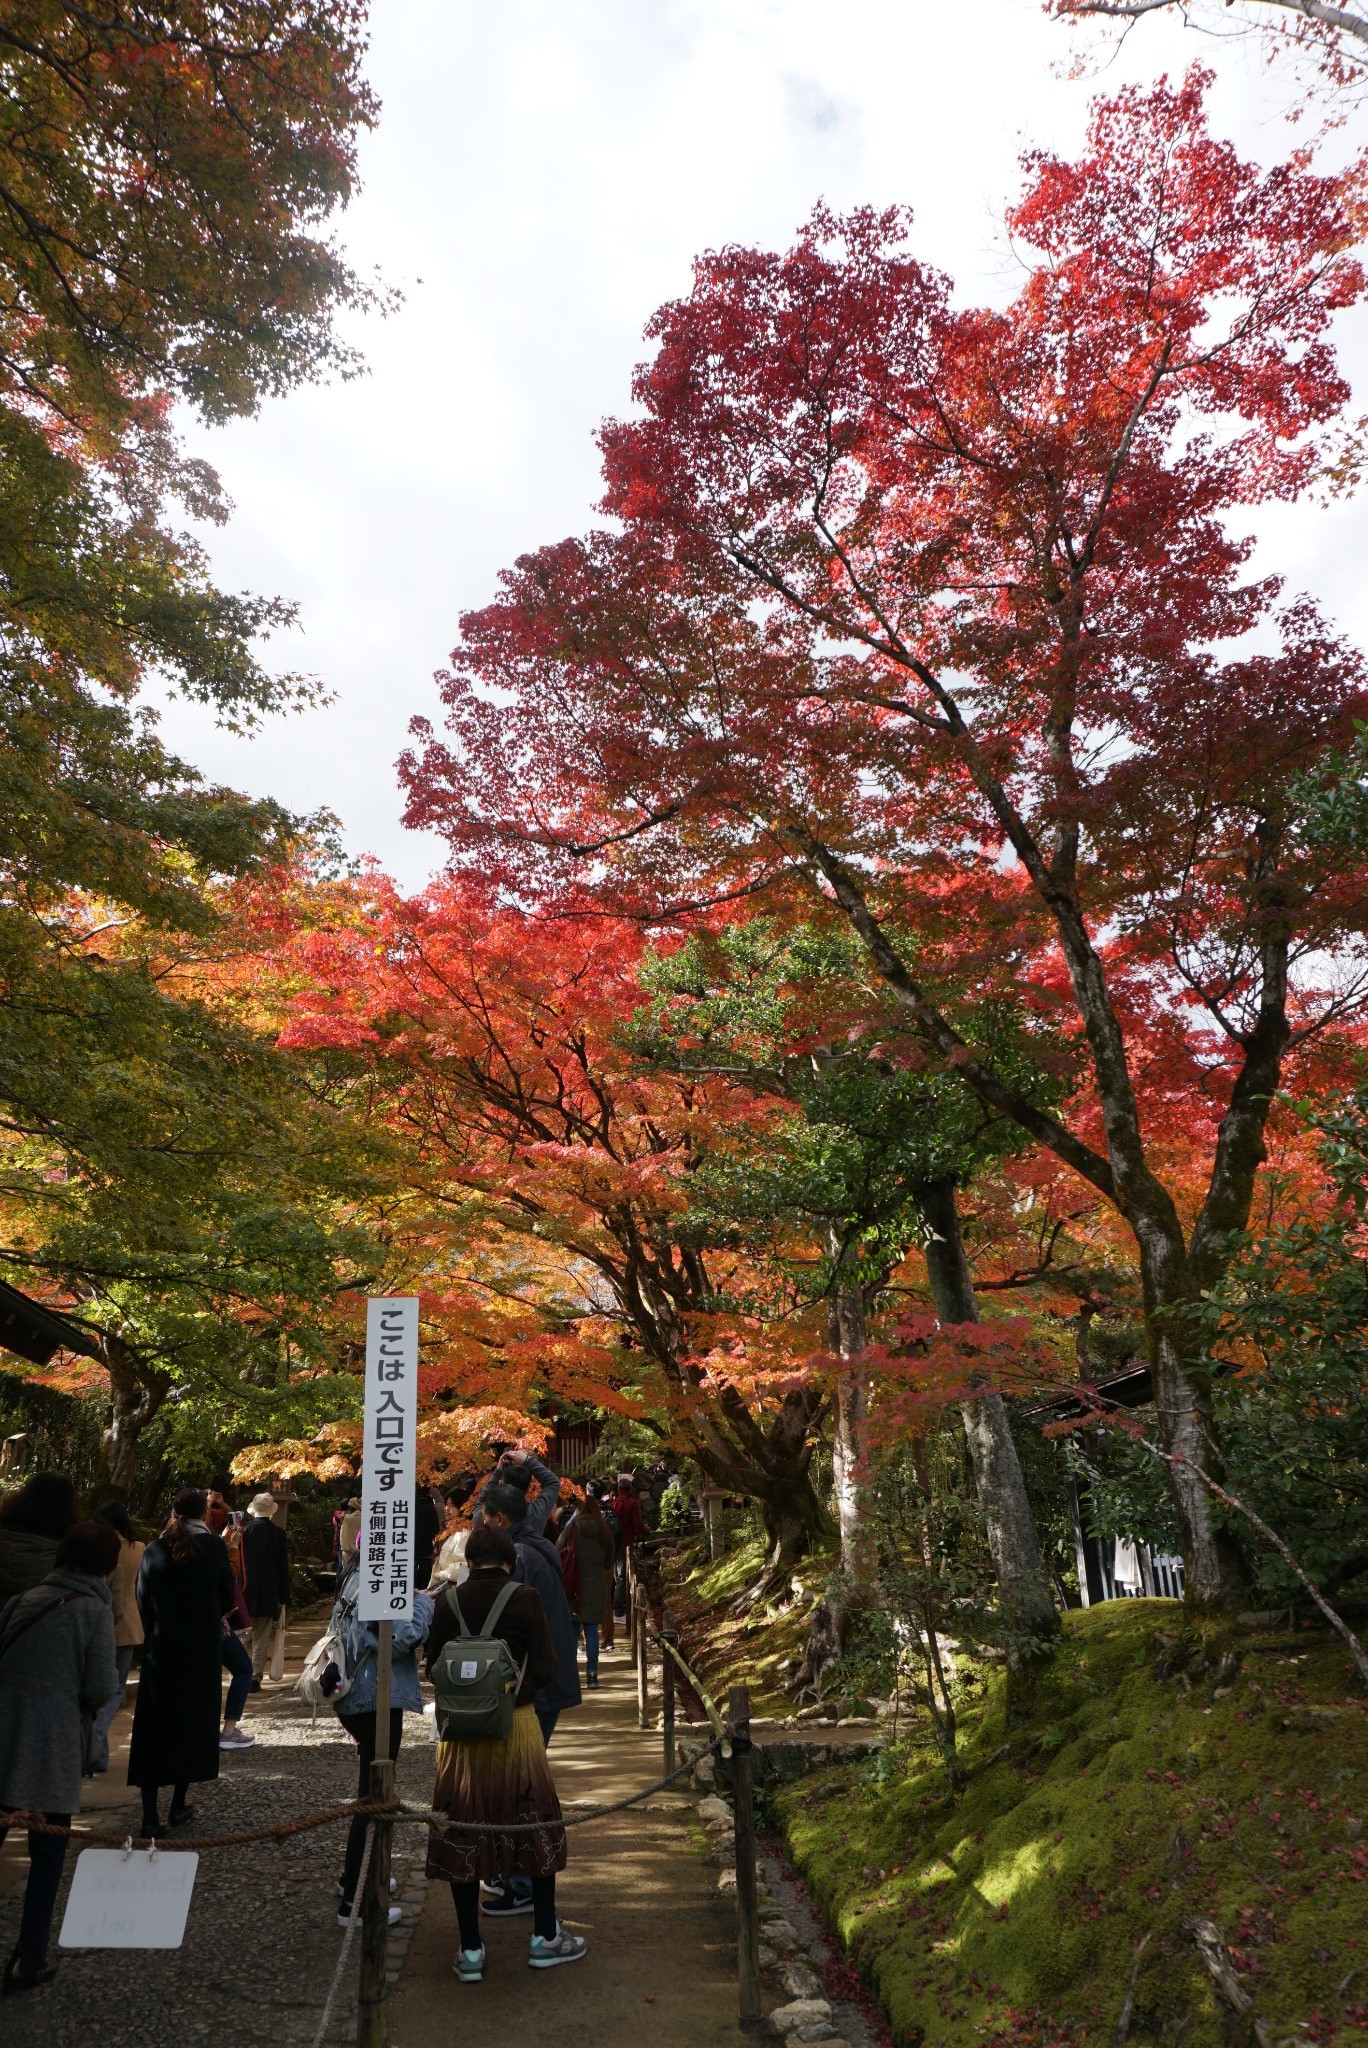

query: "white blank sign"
xmin=59 ymin=1848 xmax=198 ymax=1948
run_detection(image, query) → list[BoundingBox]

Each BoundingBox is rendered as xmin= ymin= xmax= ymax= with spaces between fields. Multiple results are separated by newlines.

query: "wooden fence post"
xmin=625 ymin=1548 xmax=637 ymax=1655
xmin=357 ymin=1755 xmax=394 ymax=2048
xmin=729 ymin=1682 xmax=763 ymax=2032
xmin=635 ymin=1582 xmax=650 ymax=1730
xmin=661 ymin=1607 xmax=678 ymax=1775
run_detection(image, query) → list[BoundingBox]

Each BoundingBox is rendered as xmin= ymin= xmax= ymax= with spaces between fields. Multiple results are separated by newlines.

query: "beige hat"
xmin=247 ymin=1492 xmax=277 ymax=1517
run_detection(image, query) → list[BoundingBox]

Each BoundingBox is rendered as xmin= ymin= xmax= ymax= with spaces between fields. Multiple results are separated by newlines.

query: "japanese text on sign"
xmin=359 ymin=1296 xmax=418 ymax=1623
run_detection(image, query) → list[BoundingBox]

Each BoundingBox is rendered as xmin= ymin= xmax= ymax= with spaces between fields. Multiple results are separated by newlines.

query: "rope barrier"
xmin=0 ymin=1739 xmax=720 ymax=1852
xmin=396 ymin=1738 xmax=717 ymax=1833
xmin=0 ymin=1800 xmax=385 ymax=1851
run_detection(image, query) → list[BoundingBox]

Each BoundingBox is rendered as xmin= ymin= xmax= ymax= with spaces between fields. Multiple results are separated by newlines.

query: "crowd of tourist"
xmin=0 ymin=1452 xmax=663 ymax=1996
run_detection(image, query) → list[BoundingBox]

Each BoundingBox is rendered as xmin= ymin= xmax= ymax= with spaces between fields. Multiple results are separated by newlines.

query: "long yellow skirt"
xmin=425 ymin=1703 xmax=568 ymax=1885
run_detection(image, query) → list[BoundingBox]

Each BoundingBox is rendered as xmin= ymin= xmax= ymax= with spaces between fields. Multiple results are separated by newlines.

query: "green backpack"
xmin=431 ymin=1580 xmax=526 ymax=1741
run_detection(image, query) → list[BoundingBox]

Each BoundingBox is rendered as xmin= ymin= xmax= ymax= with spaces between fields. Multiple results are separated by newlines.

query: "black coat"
xmin=414 ymin=1488 xmax=440 ymax=1589
xmin=242 ymin=1515 xmax=290 ymax=1618
xmin=514 ymin=1527 xmax=581 ymax=1716
xmin=128 ymin=1527 xmax=235 ymax=1790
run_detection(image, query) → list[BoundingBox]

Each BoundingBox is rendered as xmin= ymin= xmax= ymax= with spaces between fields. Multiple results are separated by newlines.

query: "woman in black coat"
xmin=128 ymin=1486 xmax=235 ymax=1836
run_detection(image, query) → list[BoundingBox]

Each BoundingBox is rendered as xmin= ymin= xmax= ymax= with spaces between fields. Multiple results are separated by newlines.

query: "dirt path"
xmin=387 ymin=1636 xmax=743 ymax=2047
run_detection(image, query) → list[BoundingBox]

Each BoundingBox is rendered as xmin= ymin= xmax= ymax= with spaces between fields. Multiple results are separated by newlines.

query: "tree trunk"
xmin=93 ymin=1333 xmax=169 ymax=1502
xmin=626 ymin=1250 xmax=829 ymax=1574
xmin=826 ymin=1244 xmax=876 ymax=1594
xmin=831 ymin=1363 xmax=872 ymax=1584
xmin=1130 ymin=1215 xmax=1248 ymax=1603
xmin=801 ymin=835 xmax=1266 ymax=1609
xmin=913 ymin=1177 xmax=1058 ymax=1647
xmin=796 ymin=1262 xmax=877 ymax=1695
xmin=689 ymin=1382 xmax=831 ymax=1593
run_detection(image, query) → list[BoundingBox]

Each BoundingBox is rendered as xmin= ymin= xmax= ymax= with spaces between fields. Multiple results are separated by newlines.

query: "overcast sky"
xmin=156 ymin=0 xmax=1368 ymax=890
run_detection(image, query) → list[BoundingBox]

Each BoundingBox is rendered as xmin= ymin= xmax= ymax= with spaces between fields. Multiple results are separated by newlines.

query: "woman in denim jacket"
xmin=331 ymin=1537 xmax=433 ymax=1927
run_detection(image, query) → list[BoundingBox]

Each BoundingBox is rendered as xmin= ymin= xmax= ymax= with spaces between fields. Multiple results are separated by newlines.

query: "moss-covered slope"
xmin=664 ymin=1532 xmax=821 ymax=1714
xmin=774 ymin=1603 xmax=1368 ymax=2048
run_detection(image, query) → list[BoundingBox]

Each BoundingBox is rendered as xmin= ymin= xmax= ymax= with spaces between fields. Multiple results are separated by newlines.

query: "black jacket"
xmin=242 ymin=1514 xmax=290 ymax=1618
xmin=513 ymin=1525 xmax=581 ymax=1716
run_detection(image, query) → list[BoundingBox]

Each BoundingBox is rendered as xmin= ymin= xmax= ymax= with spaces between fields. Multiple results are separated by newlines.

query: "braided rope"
xmin=399 ymin=1739 xmax=717 ymax=1833
xmin=0 ymin=1739 xmax=719 ymax=1850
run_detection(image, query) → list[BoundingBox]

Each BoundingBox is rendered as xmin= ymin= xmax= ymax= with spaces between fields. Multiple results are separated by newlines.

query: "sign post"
xmin=357 ymin=1295 xmax=418 ymax=2048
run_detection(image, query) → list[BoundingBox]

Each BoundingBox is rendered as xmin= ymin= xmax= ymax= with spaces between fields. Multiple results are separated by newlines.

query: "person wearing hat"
xmin=242 ymin=1493 xmax=290 ymax=1687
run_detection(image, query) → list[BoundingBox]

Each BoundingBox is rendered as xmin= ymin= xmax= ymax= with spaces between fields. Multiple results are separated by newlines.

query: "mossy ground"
xmin=771 ymin=1603 xmax=1368 ymax=2048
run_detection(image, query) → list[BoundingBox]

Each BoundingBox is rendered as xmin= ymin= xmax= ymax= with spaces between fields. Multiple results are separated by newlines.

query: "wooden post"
xmin=373 ymin=1619 xmax=393 ymax=1754
xmin=357 ymin=1755 xmax=394 ymax=2048
xmin=625 ymin=1548 xmax=637 ymax=1655
xmin=661 ymin=1607 xmax=678 ymax=1775
xmin=729 ymin=1682 xmax=763 ymax=2032
xmin=635 ymin=1583 xmax=650 ymax=1730
xmin=357 ymin=1619 xmax=394 ymax=2047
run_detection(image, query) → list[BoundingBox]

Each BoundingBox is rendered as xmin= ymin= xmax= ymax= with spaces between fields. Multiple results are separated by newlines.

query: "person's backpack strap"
xmin=445 ymin=1581 xmax=471 ymax=1637
xmin=478 ymin=1578 xmax=521 ymax=1641
xmin=0 ymin=1591 xmax=84 ymax=1667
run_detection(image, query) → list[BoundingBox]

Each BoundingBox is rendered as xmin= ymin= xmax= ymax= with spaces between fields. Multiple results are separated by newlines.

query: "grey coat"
xmin=563 ymin=1517 xmax=614 ymax=1626
xmin=0 ymin=1567 xmax=118 ymax=1813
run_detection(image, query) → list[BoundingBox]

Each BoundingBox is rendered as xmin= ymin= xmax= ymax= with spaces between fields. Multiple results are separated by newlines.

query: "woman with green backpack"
xmin=424 ymin=1522 xmax=585 ymax=1981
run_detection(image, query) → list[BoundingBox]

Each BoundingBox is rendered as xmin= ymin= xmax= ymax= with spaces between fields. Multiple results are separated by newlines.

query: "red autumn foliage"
xmin=400 ymin=75 xmax=1368 ymax=1600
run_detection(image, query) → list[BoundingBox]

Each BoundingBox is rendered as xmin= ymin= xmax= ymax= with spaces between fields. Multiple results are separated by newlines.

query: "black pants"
xmin=140 ymin=1782 xmax=189 ymax=1834
xmin=452 ymin=1876 xmax=556 ymax=1945
xmin=338 ymin=1708 xmax=404 ymax=1904
xmin=0 ymin=1814 xmax=68 ymax=1970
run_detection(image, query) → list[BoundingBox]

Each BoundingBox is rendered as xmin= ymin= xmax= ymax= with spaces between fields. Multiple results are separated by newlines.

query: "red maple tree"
xmin=403 ymin=77 xmax=1368 ymax=1603
xmin=275 ymin=873 xmax=844 ymax=1569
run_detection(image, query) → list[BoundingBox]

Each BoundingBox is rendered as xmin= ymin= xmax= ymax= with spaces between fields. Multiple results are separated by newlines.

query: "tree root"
xmin=1181 ymin=1916 xmax=1303 ymax=2048
xmin=1111 ymin=1931 xmax=1151 ymax=2048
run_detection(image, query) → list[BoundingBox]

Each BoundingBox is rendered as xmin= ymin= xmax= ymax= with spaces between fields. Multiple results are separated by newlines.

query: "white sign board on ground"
xmin=359 ymin=1294 xmax=419 ymax=1623
xmin=59 ymin=1849 xmax=198 ymax=1948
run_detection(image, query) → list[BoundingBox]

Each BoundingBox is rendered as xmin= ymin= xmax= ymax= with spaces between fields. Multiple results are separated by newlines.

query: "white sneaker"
xmin=338 ymin=1902 xmax=402 ymax=1929
xmin=529 ymin=1923 xmax=588 ymax=1969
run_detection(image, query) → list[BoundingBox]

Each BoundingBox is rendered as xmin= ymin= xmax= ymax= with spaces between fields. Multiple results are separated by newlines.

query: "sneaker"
xmin=454 ymin=1943 xmax=486 ymax=1984
xmin=529 ymin=1924 xmax=588 ymax=1969
xmin=219 ymin=1727 xmax=255 ymax=1750
xmin=338 ymin=1903 xmax=402 ymax=1929
xmin=481 ymin=1890 xmax=534 ymax=1918
xmin=586 ymin=1673 xmax=599 ymax=1689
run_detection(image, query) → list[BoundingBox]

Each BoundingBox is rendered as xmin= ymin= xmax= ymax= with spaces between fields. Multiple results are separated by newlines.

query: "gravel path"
xmin=0 ymin=1620 xmax=436 ymax=2048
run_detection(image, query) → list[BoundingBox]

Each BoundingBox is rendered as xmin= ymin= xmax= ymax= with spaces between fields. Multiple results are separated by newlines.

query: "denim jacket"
xmin=330 ymin=1567 xmax=433 ymax=1717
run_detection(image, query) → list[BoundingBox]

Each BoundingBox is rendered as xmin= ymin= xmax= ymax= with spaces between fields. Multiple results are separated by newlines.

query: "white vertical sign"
xmin=359 ymin=1296 xmax=419 ymax=1623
